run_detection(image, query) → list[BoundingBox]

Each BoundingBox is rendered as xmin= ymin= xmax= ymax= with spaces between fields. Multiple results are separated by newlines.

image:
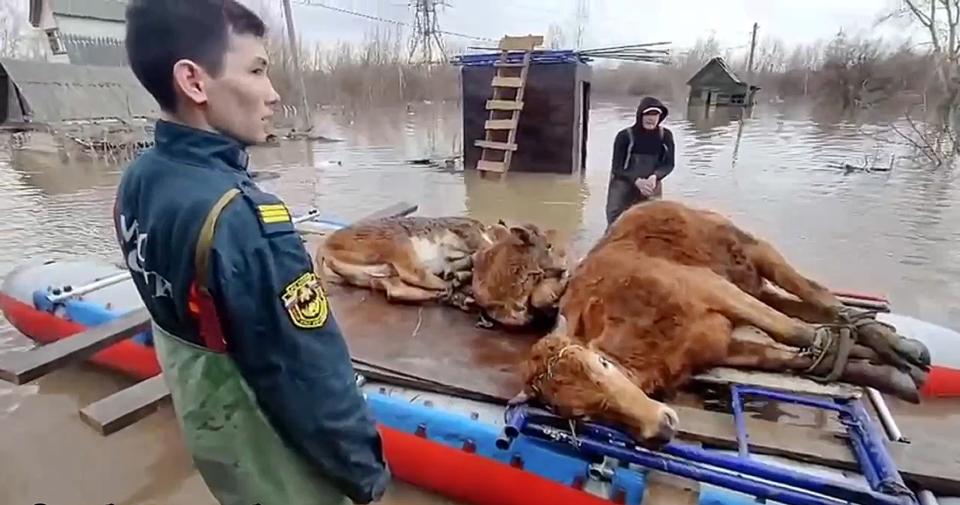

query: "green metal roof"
xmin=51 ymin=0 xmax=127 ymax=22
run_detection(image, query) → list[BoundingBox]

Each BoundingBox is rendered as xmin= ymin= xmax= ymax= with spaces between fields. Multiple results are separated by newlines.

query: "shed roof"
xmin=0 ymin=58 xmax=158 ymax=124
xmin=686 ymin=57 xmax=747 ymax=87
xmin=51 ymin=0 xmax=127 ymax=22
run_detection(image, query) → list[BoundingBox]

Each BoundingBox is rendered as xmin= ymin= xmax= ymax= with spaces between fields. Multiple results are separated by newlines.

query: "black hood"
xmin=636 ymin=96 xmax=669 ymax=126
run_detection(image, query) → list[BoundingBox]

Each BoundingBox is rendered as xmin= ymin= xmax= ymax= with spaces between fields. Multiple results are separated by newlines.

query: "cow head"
xmin=472 ymin=222 xmax=569 ymax=327
xmin=519 ymin=315 xmax=679 ymax=446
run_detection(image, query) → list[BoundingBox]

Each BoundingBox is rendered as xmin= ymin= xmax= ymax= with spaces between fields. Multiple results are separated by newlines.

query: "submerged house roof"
xmin=686 ymin=57 xmax=749 ymax=88
xmin=0 ymin=58 xmax=157 ymax=124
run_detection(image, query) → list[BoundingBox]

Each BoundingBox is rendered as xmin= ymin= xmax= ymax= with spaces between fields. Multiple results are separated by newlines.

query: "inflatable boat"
xmin=2 ymin=256 xmax=959 ymax=505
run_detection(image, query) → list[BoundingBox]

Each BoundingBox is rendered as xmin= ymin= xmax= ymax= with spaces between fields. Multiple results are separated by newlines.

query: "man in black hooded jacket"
xmin=605 ymin=96 xmax=675 ymax=226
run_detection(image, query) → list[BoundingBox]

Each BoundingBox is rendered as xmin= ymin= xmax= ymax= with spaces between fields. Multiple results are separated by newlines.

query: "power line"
xmin=292 ymin=0 xmax=494 ymax=42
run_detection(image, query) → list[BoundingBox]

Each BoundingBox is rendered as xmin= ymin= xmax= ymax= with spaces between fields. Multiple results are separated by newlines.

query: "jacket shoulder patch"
xmin=240 ymin=185 xmax=295 ymax=236
xmin=280 ymin=271 xmax=329 ymax=329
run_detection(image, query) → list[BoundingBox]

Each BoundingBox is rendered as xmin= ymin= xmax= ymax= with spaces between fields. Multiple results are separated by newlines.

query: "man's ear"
xmin=172 ymin=59 xmax=209 ymax=107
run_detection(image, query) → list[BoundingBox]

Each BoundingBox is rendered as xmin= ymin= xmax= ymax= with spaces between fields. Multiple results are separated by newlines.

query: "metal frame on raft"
xmin=498 ymin=385 xmax=919 ymax=505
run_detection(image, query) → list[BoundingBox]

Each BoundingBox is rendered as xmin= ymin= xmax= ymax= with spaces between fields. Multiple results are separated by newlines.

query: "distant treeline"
xmin=592 ymin=31 xmax=939 ymax=111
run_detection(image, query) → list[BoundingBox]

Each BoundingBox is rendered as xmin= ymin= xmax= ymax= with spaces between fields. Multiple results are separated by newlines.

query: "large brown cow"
xmin=518 ymin=200 xmax=931 ymax=445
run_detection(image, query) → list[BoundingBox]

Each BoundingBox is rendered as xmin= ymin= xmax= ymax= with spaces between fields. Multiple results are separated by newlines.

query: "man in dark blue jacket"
xmin=113 ymin=1 xmax=389 ymax=504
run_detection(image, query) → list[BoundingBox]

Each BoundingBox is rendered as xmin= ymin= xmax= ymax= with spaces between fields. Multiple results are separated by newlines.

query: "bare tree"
xmin=881 ymin=0 xmax=960 ymax=116
xmin=676 ymin=34 xmax=722 ymax=72
xmin=0 ymin=2 xmax=26 ymax=58
xmin=546 ymin=23 xmax=567 ymax=50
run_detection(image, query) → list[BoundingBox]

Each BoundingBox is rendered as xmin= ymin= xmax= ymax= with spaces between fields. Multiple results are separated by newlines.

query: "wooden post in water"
xmin=747 ymin=22 xmax=758 ymax=77
xmin=281 ymin=0 xmax=313 ymax=132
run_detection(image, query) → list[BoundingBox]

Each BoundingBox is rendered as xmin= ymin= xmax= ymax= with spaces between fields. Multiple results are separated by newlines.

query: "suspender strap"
xmin=623 ymin=126 xmax=667 ymax=172
xmin=196 ymin=188 xmax=241 ymax=293
xmin=190 ymin=188 xmax=241 ymax=352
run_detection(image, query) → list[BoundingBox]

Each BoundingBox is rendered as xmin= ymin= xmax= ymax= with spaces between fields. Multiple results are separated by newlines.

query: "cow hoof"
xmin=887 ymin=370 xmax=921 ymax=404
xmin=907 ymin=363 xmax=929 ymax=390
xmin=845 ymin=361 xmax=920 ymax=404
xmin=894 ymin=337 xmax=931 ymax=369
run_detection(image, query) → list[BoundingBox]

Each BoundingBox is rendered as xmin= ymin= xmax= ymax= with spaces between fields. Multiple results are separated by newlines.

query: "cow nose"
xmin=653 ymin=406 xmax=679 ymax=443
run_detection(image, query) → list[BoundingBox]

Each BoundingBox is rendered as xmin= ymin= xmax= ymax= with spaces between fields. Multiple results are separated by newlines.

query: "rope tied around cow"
xmin=802 ymin=325 xmax=856 ymax=383
xmin=802 ymin=309 xmax=889 ymax=382
xmin=527 ymin=344 xmax=586 ymax=397
xmin=801 ymin=307 xmax=931 ymax=386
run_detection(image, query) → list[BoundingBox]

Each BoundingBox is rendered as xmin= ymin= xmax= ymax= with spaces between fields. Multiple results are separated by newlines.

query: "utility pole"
xmin=575 ymin=0 xmax=589 ymax=50
xmin=747 ymin=22 xmax=758 ymax=76
xmin=281 ymin=0 xmax=312 ymax=132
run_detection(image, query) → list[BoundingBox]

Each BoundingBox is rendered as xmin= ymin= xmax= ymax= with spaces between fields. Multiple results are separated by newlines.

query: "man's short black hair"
xmin=125 ymin=0 xmax=267 ymax=112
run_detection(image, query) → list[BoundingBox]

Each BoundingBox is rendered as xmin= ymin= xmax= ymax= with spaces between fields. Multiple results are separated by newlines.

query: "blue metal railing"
xmin=499 ymin=385 xmax=918 ymax=505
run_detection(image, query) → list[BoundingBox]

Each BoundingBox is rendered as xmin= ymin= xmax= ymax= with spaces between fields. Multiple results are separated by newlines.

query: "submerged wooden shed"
xmin=455 ymin=44 xmax=592 ymax=176
xmin=686 ymin=57 xmax=759 ymax=107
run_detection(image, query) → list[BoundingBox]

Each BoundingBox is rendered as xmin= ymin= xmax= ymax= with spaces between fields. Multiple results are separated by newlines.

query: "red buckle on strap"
xmin=188 ymin=281 xmax=228 ymax=353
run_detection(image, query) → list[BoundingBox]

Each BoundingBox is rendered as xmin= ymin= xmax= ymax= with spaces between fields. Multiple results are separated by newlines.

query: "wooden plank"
xmin=476 ymin=160 xmax=505 ymax=173
xmin=692 ymin=367 xmax=862 ymax=399
xmin=79 ymin=200 xmax=421 ymax=435
xmin=498 ymin=35 xmax=544 ymax=51
xmin=672 ymin=404 xmax=960 ymax=495
xmin=494 ymin=62 xmax=526 ymax=68
xmin=484 ymin=119 xmax=517 ymax=130
xmin=355 ymin=201 xmax=418 ymax=222
xmin=0 ymin=307 xmax=151 ymax=385
xmin=491 ymin=76 xmax=524 ymax=88
xmin=79 ymin=375 xmax=169 ymax=435
xmin=475 ymin=140 xmax=518 ymax=151
xmin=642 ymin=469 xmax=701 ymax=504
xmin=486 ymin=99 xmax=523 ymax=111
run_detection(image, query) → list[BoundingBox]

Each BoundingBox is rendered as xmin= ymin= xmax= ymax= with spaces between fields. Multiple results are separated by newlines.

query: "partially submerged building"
xmin=0 ymin=58 xmax=157 ymax=126
xmin=686 ymin=57 xmax=759 ymax=107
xmin=454 ymin=41 xmax=592 ymax=176
xmin=9 ymin=1 xmax=159 ymax=128
xmin=29 ymin=0 xmax=129 ymax=66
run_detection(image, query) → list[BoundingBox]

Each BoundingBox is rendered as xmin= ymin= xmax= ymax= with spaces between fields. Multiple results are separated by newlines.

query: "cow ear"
xmin=486 ymin=223 xmax=510 ymax=242
xmin=509 ymin=226 xmax=533 ymax=245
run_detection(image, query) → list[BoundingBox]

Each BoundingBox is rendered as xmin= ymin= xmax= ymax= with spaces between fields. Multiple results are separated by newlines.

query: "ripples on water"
xmin=1 ymin=99 xmax=958 ymax=355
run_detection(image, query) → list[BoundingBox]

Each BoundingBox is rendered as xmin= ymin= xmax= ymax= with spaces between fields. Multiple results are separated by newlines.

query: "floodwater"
xmin=1 ymin=97 xmax=959 ymax=504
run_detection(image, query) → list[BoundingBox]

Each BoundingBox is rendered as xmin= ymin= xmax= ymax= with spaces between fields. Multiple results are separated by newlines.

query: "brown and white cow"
xmin=316 ymin=216 xmax=570 ymax=328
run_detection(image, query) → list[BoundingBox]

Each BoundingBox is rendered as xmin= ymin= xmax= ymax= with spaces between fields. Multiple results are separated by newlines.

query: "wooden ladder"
xmin=475 ymin=35 xmax=543 ymax=177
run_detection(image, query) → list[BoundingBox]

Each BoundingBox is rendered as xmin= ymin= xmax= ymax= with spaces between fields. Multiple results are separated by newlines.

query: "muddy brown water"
xmin=1 ymin=98 xmax=959 ymax=504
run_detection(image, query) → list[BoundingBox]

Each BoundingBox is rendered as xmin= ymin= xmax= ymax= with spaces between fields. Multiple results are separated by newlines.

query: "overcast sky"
xmin=285 ymin=0 xmax=924 ymax=56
